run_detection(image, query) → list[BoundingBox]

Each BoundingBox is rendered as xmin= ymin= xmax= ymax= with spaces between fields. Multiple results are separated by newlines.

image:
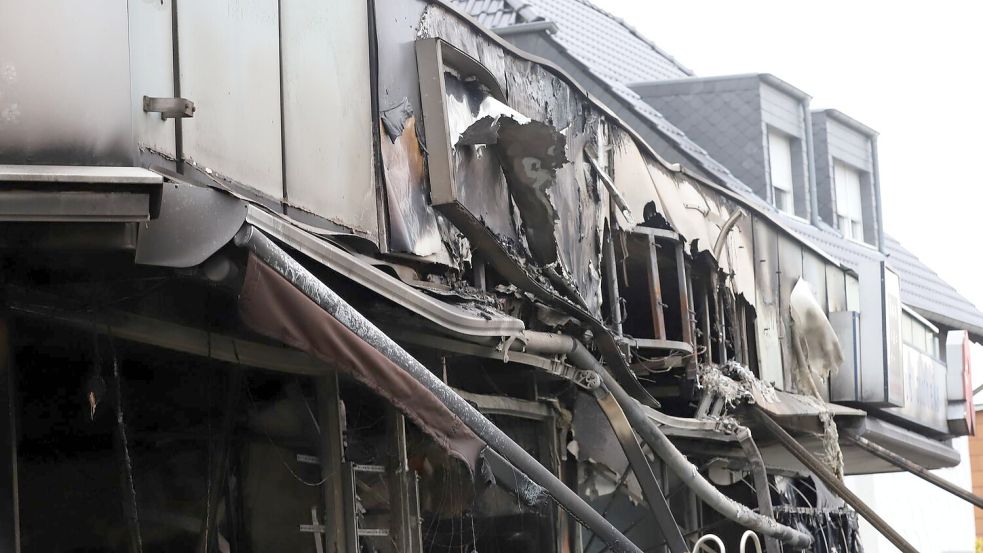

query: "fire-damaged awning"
xmin=232 ymin=224 xmax=646 ymax=553
xmin=238 ymin=251 xmax=485 ymax=468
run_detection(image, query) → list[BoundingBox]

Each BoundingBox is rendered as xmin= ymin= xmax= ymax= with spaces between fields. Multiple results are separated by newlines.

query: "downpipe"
xmin=234 ymin=226 xmax=644 ymax=553
xmin=519 ymin=331 xmax=814 ymax=549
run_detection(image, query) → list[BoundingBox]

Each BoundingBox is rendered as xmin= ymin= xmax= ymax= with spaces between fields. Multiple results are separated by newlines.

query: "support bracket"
xmin=143 ymin=96 xmax=195 ymax=120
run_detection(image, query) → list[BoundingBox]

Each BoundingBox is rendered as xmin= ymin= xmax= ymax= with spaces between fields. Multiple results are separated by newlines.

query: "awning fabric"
xmin=238 ymin=252 xmax=484 ymax=469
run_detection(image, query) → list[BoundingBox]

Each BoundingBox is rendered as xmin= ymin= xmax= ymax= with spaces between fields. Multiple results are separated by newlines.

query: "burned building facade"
xmin=0 ymin=1 xmax=975 ymax=552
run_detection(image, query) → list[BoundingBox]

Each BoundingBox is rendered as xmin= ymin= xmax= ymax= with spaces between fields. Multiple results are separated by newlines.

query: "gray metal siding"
xmin=128 ymin=0 xmax=176 ymax=161
xmin=826 ymin=119 xmax=873 ymax=171
xmin=760 ymin=83 xmax=805 ymax=137
xmin=280 ymin=0 xmax=377 ymax=235
xmin=177 ymin=0 xmax=284 ymax=199
xmin=0 ymin=0 xmax=133 ymax=165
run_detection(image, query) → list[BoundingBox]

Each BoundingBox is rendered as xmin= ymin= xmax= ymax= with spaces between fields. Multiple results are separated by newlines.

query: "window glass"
xmin=833 ymin=161 xmax=864 ymax=241
xmin=767 ymin=129 xmax=795 ymax=214
xmin=902 ymin=311 xmax=940 ymax=358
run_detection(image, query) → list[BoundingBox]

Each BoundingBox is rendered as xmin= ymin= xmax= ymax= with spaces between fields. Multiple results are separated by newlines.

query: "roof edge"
xmin=910 ymin=307 xmax=983 ymax=344
xmin=432 ymin=0 xmax=852 ymax=274
xmin=571 ymin=0 xmax=694 ymax=77
xmin=629 ymin=73 xmax=811 ymax=101
xmin=815 ymin=108 xmax=879 ymax=137
xmin=495 ymin=19 xmax=559 ymax=36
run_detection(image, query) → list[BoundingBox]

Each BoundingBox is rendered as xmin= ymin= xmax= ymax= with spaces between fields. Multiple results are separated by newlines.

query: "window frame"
xmin=766 ymin=127 xmax=796 ymax=215
xmin=832 ymin=159 xmax=866 ymax=243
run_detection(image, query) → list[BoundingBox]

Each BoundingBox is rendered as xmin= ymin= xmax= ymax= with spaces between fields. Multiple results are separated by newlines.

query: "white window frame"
xmin=833 ymin=160 xmax=865 ymax=242
xmin=767 ymin=128 xmax=795 ymax=215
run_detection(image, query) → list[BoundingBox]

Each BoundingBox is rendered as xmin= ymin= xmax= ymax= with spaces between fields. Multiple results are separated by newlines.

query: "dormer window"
xmin=767 ymin=128 xmax=795 ymax=214
xmin=833 ymin=160 xmax=864 ymax=241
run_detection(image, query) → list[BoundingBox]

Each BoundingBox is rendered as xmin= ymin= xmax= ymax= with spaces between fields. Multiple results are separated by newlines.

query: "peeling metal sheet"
xmin=550 ymin=116 xmax=607 ymax=314
xmin=457 ymin=110 xmax=568 ymax=265
xmin=177 ymin=0 xmax=283 ymax=201
xmin=379 ymin=111 xmax=451 ymax=261
xmin=442 ymin=69 xmax=605 ymax=314
xmin=443 ymin=74 xmax=522 ymax=248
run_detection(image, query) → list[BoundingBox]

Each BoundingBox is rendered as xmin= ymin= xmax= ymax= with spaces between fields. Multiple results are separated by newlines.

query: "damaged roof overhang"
xmin=246 ymin=206 xmax=525 ymax=339
xmin=757 ymin=414 xmax=961 ymax=476
xmin=434 ymin=0 xmax=851 ymax=275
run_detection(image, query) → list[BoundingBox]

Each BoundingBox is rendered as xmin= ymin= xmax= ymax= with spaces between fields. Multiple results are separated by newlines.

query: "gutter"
xmin=803 ymin=100 xmax=820 ymax=226
xmin=871 ymin=134 xmax=886 ymax=252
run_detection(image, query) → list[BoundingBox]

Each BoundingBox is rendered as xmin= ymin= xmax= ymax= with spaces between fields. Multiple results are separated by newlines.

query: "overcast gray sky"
xmin=593 ymin=0 xmax=983 ymax=309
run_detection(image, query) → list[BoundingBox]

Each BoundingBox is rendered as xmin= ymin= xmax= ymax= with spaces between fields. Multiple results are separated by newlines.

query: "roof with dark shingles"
xmin=449 ymin=0 xmax=983 ymax=334
xmin=883 ymin=236 xmax=983 ymax=334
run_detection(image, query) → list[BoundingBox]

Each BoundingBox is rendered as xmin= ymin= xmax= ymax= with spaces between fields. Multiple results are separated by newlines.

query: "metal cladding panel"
xmin=0 ymin=0 xmax=132 ymax=165
xmin=845 ymin=274 xmax=861 ymax=312
xmin=826 ymin=118 xmax=873 ymax=172
xmin=441 ymin=75 xmax=519 ymax=246
xmin=825 ymin=265 xmax=848 ymax=315
xmin=281 ymin=0 xmax=377 ymax=237
xmin=178 ymin=0 xmax=282 ymax=198
xmin=883 ymin=345 xmax=948 ymax=434
xmin=802 ymin=251 xmax=828 ymax=313
xmin=760 ymin=83 xmax=805 ymax=138
xmin=128 ymin=0 xmax=176 ymax=159
xmin=374 ymin=0 xmax=428 ymax=122
xmin=883 ymin=266 xmax=904 ymax=405
xmin=752 ymin=218 xmax=784 ymax=389
xmin=855 ymin=257 xmax=888 ymax=405
xmin=945 ymin=330 xmax=974 ymax=435
xmin=828 ymin=310 xmax=861 ymax=402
